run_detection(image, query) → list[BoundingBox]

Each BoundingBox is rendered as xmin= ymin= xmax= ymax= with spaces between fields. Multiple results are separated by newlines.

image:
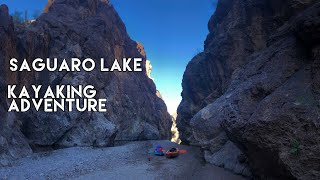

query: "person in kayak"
xmin=154 ymin=145 xmax=165 ymax=156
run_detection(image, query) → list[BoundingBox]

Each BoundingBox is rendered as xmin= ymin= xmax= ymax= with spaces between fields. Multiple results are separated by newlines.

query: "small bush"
xmin=11 ymin=10 xmax=23 ymax=24
xmin=289 ymin=139 xmax=301 ymax=156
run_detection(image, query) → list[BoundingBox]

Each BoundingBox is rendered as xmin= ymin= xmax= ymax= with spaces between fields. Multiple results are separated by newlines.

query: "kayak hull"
xmin=165 ymin=149 xmax=179 ymax=158
xmin=154 ymin=150 xmax=164 ymax=156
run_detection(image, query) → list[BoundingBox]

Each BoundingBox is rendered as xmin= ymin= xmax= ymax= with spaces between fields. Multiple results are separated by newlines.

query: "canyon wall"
xmin=177 ymin=0 xmax=320 ymax=179
xmin=0 ymin=4 xmax=32 ymax=166
xmin=0 ymin=0 xmax=172 ymax=166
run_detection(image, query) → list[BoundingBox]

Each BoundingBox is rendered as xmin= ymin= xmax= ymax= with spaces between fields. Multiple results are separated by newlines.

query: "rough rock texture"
xmin=178 ymin=0 xmax=320 ymax=179
xmin=0 ymin=0 xmax=171 ymax=166
xmin=0 ymin=4 xmax=32 ymax=167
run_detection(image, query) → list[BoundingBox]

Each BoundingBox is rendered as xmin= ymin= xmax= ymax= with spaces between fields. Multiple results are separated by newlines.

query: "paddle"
xmin=161 ymin=149 xmax=187 ymax=154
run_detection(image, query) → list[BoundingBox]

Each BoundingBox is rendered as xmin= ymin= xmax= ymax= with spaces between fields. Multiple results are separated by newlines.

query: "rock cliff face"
xmin=0 ymin=0 xmax=172 ymax=166
xmin=0 ymin=5 xmax=33 ymax=166
xmin=177 ymin=0 xmax=320 ymax=179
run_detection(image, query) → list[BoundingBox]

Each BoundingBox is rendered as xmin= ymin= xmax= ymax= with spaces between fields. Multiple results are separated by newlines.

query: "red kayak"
xmin=165 ymin=148 xmax=179 ymax=158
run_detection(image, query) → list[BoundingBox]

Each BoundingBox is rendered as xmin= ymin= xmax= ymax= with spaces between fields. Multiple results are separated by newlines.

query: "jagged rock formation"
xmin=177 ymin=0 xmax=320 ymax=179
xmin=0 ymin=0 xmax=171 ymax=166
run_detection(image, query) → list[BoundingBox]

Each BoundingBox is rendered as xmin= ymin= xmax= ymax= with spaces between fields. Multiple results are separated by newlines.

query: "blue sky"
xmin=111 ymin=0 xmax=216 ymax=114
xmin=1 ymin=0 xmax=217 ymax=114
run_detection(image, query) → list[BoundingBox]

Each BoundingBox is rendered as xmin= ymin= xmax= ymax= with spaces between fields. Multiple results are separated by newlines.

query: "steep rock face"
xmin=0 ymin=0 xmax=171 ymax=165
xmin=178 ymin=0 xmax=320 ymax=179
xmin=0 ymin=5 xmax=32 ymax=167
xmin=24 ymin=0 xmax=172 ymax=145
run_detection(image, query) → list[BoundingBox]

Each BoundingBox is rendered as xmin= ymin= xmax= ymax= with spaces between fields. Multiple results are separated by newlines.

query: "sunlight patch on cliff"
xmin=171 ymin=113 xmax=181 ymax=144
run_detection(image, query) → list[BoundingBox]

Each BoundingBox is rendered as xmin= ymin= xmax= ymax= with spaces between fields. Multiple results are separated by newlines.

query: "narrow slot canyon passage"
xmin=1 ymin=0 xmax=319 ymax=179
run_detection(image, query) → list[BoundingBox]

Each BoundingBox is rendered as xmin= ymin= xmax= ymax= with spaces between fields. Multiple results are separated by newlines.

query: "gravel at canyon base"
xmin=0 ymin=140 xmax=246 ymax=180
